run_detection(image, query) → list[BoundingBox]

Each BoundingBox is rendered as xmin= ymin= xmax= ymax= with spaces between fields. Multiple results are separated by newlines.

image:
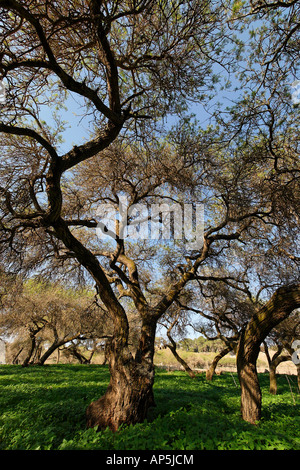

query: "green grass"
xmin=0 ymin=364 xmax=299 ymax=450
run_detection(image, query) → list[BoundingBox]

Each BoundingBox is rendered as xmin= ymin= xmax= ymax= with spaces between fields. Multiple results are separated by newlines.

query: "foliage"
xmin=177 ymin=336 xmax=225 ymax=353
xmin=0 ymin=277 xmax=109 ymax=366
xmin=0 ymin=364 xmax=299 ymax=451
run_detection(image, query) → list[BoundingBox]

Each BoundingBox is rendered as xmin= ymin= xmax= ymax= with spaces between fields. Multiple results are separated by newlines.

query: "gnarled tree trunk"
xmin=237 ymin=284 xmax=300 ymax=424
xmin=86 ymin=317 xmax=157 ymax=431
xmin=237 ymin=328 xmax=262 ymax=424
xmin=86 ymin=352 xmax=155 ymax=431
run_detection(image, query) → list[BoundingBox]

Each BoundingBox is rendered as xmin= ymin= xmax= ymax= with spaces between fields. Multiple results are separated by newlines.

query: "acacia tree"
xmin=236 ymin=284 xmax=300 ymax=424
xmin=0 ymin=0 xmax=231 ymax=430
xmin=264 ymin=312 xmax=300 ymax=394
xmin=34 ymin=289 xmax=104 ymax=366
xmin=0 ymin=0 xmax=299 ymax=430
xmin=0 ymin=279 xmax=107 ymax=365
xmin=61 ymin=338 xmax=101 ymax=364
xmin=159 ymin=302 xmax=197 ymax=378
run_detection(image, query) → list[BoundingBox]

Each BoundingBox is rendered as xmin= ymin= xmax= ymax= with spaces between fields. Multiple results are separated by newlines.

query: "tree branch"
xmin=0 ymin=0 xmax=123 ymax=124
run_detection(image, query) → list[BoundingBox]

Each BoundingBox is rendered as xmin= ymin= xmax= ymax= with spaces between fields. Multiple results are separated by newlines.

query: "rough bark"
xmin=86 ymin=352 xmax=155 ymax=431
xmin=86 ymin=316 xmax=157 ymax=431
xmin=237 ymin=284 xmax=300 ymax=424
xmin=237 ymin=332 xmax=262 ymax=424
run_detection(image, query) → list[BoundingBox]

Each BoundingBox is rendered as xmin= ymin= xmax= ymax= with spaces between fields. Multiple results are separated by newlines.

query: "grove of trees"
xmin=0 ymin=0 xmax=299 ymax=431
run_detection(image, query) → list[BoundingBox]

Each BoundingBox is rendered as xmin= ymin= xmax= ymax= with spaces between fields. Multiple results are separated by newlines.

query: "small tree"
xmin=236 ymin=284 xmax=300 ymax=424
xmin=0 ymin=279 xmax=109 ymax=365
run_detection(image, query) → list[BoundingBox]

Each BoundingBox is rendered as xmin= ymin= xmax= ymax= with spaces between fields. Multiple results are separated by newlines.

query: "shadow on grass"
xmin=0 ymin=365 xmax=298 ymax=450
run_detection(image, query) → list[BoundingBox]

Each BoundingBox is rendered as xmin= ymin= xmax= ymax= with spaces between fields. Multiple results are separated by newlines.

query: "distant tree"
xmin=264 ymin=311 xmax=300 ymax=393
xmin=61 ymin=338 xmax=100 ymax=364
xmin=0 ymin=279 xmax=110 ymax=365
xmin=160 ymin=304 xmax=196 ymax=378
xmin=263 ymin=341 xmax=291 ymax=395
xmin=177 ymin=281 xmax=253 ymax=380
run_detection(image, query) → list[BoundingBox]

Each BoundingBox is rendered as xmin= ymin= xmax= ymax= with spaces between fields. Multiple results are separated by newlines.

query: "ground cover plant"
xmin=0 ymin=364 xmax=299 ymax=451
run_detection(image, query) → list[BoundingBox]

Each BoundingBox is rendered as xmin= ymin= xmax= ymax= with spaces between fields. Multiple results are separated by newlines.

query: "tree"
xmin=176 ymin=277 xmax=300 ymax=421
xmin=263 ymin=341 xmax=291 ymax=395
xmin=236 ymin=284 xmax=300 ymax=424
xmin=177 ymin=276 xmax=255 ymax=380
xmin=0 ymin=279 xmax=109 ymax=366
xmin=60 ymin=339 xmax=99 ymax=364
xmin=160 ymin=303 xmax=196 ymax=378
xmin=0 ymin=0 xmax=299 ymax=431
xmin=265 ymin=311 xmax=300 ymax=393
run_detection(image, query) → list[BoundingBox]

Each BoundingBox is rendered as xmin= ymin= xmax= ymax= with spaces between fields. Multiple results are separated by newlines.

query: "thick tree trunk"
xmin=86 ymin=317 xmax=157 ymax=431
xmin=86 ymin=353 xmax=155 ymax=431
xmin=237 ymin=329 xmax=262 ymax=424
xmin=237 ymin=284 xmax=300 ymax=424
xmin=206 ymin=346 xmax=232 ymax=381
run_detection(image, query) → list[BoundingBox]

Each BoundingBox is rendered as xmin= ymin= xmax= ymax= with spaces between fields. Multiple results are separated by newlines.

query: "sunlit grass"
xmin=0 ymin=364 xmax=299 ymax=450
